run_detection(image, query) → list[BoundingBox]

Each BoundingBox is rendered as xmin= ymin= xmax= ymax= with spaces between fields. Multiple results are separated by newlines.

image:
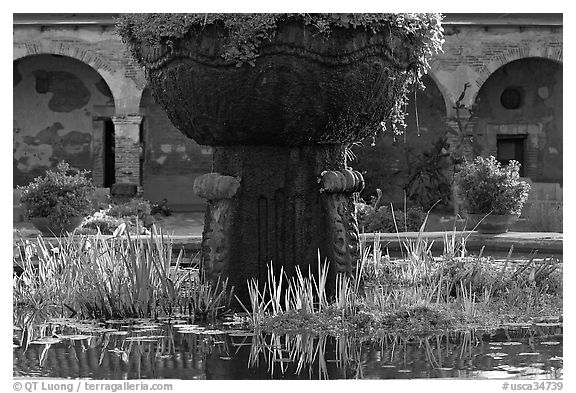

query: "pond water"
xmin=13 ymin=319 xmax=562 ymax=380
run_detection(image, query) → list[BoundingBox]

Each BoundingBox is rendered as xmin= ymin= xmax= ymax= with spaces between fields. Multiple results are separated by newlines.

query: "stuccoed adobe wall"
xmin=13 ymin=54 xmax=114 ymax=186
xmin=13 ymin=22 xmax=213 ymax=208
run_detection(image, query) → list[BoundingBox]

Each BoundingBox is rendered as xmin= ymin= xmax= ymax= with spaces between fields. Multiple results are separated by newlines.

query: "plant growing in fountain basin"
xmin=116 ymin=13 xmax=445 ymax=303
xmin=454 ymin=156 xmax=530 ymax=233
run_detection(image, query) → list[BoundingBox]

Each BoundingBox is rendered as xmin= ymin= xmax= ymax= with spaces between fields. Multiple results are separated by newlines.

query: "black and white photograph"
xmin=9 ymin=4 xmax=566 ymax=390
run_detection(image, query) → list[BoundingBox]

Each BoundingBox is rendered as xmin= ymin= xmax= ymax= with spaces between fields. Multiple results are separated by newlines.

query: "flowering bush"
xmin=455 ymin=156 xmax=530 ymax=215
xmin=108 ymin=197 xmax=152 ymax=219
xmin=17 ymin=162 xmax=95 ymax=227
xmin=80 ymin=210 xmax=126 ymax=234
xmin=79 ymin=198 xmax=155 ymax=235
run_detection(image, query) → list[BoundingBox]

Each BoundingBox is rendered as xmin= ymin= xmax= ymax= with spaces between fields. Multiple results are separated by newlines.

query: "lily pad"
xmin=132 ymin=324 xmax=161 ymax=329
xmin=174 ymin=324 xmax=204 ymax=329
xmin=56 ymin=334 xmax=93 ymax=341
xmin=125 ymin=336 xmax=165 ymax=341
xmin=201 ymin=330 xmax=226 ymax=335
xmin=518 ymin=353 xmax=540 ymax=356
xmin=177 ymin=330 xmax=209 ymax=335
xmin=106 ymin=331 xmax=129 ymax=336
xmin=30 ymin=337 xmax=62 ymax=345
xmin=540 ymin=341 xmax=561 ymax=346
xmin=228 ymin=332 xmax=256 ymax=337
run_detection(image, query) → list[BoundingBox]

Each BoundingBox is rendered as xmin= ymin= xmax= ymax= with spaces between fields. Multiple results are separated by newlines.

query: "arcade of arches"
xmin=13 ymin=14 xmax=563 ymax=230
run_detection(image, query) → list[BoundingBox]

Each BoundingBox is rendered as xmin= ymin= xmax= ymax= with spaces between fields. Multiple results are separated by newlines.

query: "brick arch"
xmin=473 ymin=46 xmax=563 ymax=93
xmin=427 ymin=61 xmax=453 ymax=118
xmin=13 ymin=42 xmax=145 ymax=114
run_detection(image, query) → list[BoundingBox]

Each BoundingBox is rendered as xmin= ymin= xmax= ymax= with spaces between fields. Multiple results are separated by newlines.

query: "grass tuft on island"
xmin=239 ymin=233 xmax=562 ymax=339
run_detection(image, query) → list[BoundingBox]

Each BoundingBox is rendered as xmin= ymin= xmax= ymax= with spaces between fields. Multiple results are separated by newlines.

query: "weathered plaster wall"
xmin=13 ymin=25 xmax=146 ymax=114
xmin=13 ymin=54 xmax=114 ymax=186
xmin=473 ymin=58 xmax=562 ymax=184
xmin=140 ymin=88 xmax=213 ymax=209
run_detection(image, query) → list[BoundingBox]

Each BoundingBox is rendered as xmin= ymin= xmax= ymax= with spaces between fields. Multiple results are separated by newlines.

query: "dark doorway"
xmin=497 ymin=134 xmax=526 ymax=176
xmin=103 ymin=118 xmax=115 ymax=187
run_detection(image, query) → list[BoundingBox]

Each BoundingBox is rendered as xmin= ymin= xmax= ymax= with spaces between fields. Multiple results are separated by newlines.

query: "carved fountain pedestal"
xmin=193 ymin=145 xmax=364 ymax=300
xmin=132 ymin=20 xmax=415 ymax=302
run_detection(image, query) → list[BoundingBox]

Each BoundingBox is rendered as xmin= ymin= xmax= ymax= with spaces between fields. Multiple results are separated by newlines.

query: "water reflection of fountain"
xmin=246 ymin=327 xmax=563 ymax=380
xmin=13 ymin=322 xmax=562 ymax=380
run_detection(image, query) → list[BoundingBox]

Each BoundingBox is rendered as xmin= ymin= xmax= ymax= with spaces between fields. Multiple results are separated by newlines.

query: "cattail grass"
xmin=13 ymin=226 xmax=233 ymax=324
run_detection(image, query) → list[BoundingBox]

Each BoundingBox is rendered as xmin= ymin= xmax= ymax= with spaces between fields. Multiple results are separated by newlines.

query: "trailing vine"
xmin=116 ymin=13 xmax=444 ymax=136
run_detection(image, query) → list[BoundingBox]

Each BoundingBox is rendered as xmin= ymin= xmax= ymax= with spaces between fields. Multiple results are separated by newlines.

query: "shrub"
xmin=17 ymin=162 xmax=95 ymax=227
xmin=455 ymin=156 xmax=530 ymax=215
xmin=356 ymin=203 xmax=425 ymax=233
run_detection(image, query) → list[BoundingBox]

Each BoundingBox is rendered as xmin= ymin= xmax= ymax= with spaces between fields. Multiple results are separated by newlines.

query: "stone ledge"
xmin=361 ymin=231 xmax=563 ymax=254
xmin=14 ymin=231 xmax=562 ymax=267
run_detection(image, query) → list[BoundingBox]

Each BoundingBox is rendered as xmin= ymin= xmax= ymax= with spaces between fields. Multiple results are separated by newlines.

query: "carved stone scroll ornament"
xmin=319 ymin=169 xmax=365 ymax=275
xmin=193 ymin=173 xmax=241 ymax=281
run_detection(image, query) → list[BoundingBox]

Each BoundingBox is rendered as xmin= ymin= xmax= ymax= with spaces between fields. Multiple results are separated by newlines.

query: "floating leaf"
xmin=30 ymin=337 xmax=62 ymax=345
xmin=125 ymin=336 xmax=164 ymax=341
xmin=174 ymin=324 xmax=203 ymax=329
xmin=132 ymin=324 xmax=161 ymax=329
xmin=487 ymin=353 xmax=509 ymax=357
xmin=57 ymin=334 xmax=93 ymax=341
xmin=228 ymin=332 xmax=255 ymax=337
xmin=106 ymin=331 xmax=129 ymax=336
xmin=177 ymin=330 xmax=203 ymax=334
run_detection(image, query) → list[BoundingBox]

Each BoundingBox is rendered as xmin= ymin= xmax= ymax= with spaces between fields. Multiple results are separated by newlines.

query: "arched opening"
xmin=352 ymin=74 xmax=449 ymax=211
xmin=139 ymin=86 xmax=213 ymax=211
xmin=472 ymin=57 xmax=563 ymax=231
xmin=13 ymin=54 xmax=115 ymax=187
xmin=473 ymin=57 xmax=562 ymax=185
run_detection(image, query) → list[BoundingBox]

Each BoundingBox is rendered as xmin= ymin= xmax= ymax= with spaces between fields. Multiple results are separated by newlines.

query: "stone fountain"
xmin=120 ymin=15 xmax=435 ymax=301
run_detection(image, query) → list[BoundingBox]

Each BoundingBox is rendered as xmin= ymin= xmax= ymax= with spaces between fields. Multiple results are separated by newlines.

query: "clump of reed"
xmin=13 ymin=226 xmax=234 ymax=325
xmin=239 ymin=220 xmax=562 ymax=332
